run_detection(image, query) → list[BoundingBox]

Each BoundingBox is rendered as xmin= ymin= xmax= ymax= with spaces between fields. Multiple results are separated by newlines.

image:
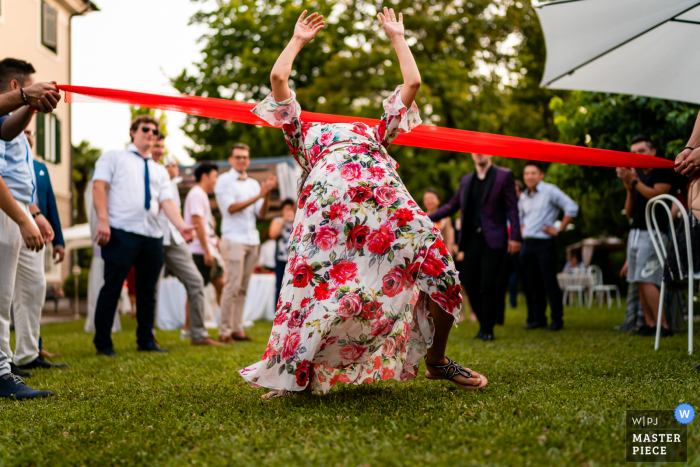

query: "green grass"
xmin=0 ymin=302 xmax=698 ymax=467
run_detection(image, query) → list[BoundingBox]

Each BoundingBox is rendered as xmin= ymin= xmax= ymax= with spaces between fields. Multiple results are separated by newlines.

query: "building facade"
xmin=0 ymin=0 xmax=96 ymax=281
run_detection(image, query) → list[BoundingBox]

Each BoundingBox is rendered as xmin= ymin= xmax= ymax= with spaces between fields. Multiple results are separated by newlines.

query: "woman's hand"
xmin=377 ymin=7 xmax=404 ymax=38
xmin=293 ymin=10 xmax=325 ymax=45
xmin=677 ymin=147 xmax=700 ymax=178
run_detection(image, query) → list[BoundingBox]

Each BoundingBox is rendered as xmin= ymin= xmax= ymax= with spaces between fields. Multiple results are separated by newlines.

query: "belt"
xmin=523 ymin=237 xmax=554 ymax=243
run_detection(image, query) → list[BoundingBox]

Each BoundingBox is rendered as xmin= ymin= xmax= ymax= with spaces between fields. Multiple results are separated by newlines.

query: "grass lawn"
xmin=0 ymin=302 xmax=698 ymax=467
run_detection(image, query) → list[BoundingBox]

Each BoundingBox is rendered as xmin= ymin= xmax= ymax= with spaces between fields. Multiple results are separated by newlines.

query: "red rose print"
xmin=273 ymin=105 xmax=293 ymax=123
xmin=421 ymin=253 xmax=446 ymax=277
xmin=309 ymin=144 xmax=321 ymax=158
xmin=339 ymin=342 xmax=367 ymax=361
xmin=382 ymin=336 xmax=397 ymax=359
xmin=407 ymin=200 xmax=417 ymax=207
xmin=382 ymin=266 xmax=407 ymax=297
xmin=292 ymin=263 xmax=313 ymax=288
xmin=366 ymin=224 xmax=393 ymax=255
xmin=320 ymin=335 xmax=339 ymax=351
xmin=373 ymin=185 xmax=398 ymax=207
xmin=295 ymin=360 xmax=312 ymax=386
xmin=367 ymin=166 xmax=385 ymax=180
xmin=447 ymin=284 xmax=462 ymax=309
xmin=300 ymin=298 xmax=310 ymax=309
xmin=314 ymin=282 xmax=333 ymax=300
xmin=337 ymin=292 xmax=362 ymax=319
xmin=347 ymin=224 xmax=370 ymax=251
xmin=405 ymin=262 xmax=421 ymax=284
xmin=288 ymin=308 xmax=305 ymax=328
xmin=281 ymin=331 xmax=301 ymax=360
xmin=433 ymin=238 xmax=448 ymax=257
xmin=298 ymin=185 xmax=312 ymax=208
xmin=340 ymin=162 xmax=362 ymax=181
xmin=319 ymin=132 xmax=334 ymax=146
xmin=392 ymin=208 xmax=414 ymax=227
xmin=361 ymin=299 xmax=383 ymax=320
xmin=306 ymin=202 xmax=318 ymax=216
xmin=370 ymin=318 xmax=394 ymax=337
xmin=273 ymin=304 xmax=290 ymax=326
xmin=380 ymin=366 xmax=395 ymax=380
xmin=329 ymin=260 xmax=358 ymax=284
xmin=348 ymin=185 xmax=373 ymax=204
xmin=430 ymin=292 xmax=454 ymax=312
xmin=329 ymin=203 xmax=349 ymax=221
xmin=376 ymin=119 xmax=387 ymax=141
xmin=314 ymin=226 xmax=338 ymax=251
xmin=395 ymin=332 xmax=406 ymax=353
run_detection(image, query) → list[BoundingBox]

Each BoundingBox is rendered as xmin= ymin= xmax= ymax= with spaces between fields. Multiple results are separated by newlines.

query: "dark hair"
xmin=630 ymin=134 xmax=654 ymax=150
xmin=155 ymin=133 xmax=165 ymax=142
xmin=229 ymin=143 xmax=250 ymax=156
xmin=524 ymin=161 xmax=545 ymax=173
xmin=280 ymin=198 xmax=295 ymax=210
xmin=423 ymin=188 xmax=441 ymax=200
xmin=129 ymin=115 xmax=160 ymax=142
xmin=194 ymin=162 xmax=218 ymax=182
xmin=515 ymin=180 xmax=525 ymax=191
xmin=0 ymin=58 xmax=36 ymax=89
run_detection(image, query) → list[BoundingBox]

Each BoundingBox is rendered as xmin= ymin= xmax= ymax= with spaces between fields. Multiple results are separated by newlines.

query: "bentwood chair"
xmin=645 ymin=194 xmax=694 ymax=355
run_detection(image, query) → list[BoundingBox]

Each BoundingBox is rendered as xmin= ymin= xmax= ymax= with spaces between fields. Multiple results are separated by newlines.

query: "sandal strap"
xmin=426 ymin=357 xmax=473 ymax=380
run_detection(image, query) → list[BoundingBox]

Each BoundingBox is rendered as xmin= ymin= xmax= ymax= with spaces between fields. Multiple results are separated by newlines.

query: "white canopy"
xmin=534 ymin=0 xmax=700 ymax=105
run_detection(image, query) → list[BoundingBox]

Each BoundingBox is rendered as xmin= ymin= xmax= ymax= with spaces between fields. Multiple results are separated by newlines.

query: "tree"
xmin=173 ymin=0 xmax=553 ymax=202
xmin=72 ymin=140 xmax=101 ymax=224
xmin=548 ymin=91 xmax=699 ymax=239
xmin=129 ymin=106 xmax=169 ymax=139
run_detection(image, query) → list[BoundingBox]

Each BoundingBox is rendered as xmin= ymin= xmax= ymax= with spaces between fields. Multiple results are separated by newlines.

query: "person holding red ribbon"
xmin=238 ymin=8 xmax=487 ymax=399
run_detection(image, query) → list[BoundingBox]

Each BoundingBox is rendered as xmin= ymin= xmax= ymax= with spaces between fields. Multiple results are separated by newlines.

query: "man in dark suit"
xmin=429 ymin=154 xmax=521 ymax=341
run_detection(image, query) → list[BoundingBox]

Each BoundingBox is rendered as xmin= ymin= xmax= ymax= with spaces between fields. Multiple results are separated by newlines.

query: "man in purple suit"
xmin=429 ymin=154 xmax=521 ymax=341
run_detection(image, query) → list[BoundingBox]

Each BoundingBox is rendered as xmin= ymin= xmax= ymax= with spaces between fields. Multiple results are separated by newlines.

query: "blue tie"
xmin=143 ymin=158 xmax=151 ymax=210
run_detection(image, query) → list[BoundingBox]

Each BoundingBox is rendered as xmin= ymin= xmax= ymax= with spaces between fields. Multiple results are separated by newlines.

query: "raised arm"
xmin=270 ymin=11 xmax=325 ymax=102
xmin=675 ymin=111 xmax=700 ymax=176
xmin=378 ymin=8 xmax=421 ymax=109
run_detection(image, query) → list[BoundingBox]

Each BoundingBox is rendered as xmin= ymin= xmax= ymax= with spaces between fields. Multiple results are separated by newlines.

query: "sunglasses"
xmin=141 ymin=126 xmax=160 ymax=136
xmin=24 ymin=130 xmax=36 ymax=137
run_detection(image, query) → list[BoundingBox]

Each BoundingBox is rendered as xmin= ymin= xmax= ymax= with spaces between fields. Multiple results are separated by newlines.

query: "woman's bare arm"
xmin=378 ymin=8 xmax=421 ymax=108
xmin=270 ymin=11 xmax=325 ymax=102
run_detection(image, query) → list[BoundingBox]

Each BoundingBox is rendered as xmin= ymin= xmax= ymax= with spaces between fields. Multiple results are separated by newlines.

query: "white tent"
xmin=534 ymin=0 xmax=700 ymax=105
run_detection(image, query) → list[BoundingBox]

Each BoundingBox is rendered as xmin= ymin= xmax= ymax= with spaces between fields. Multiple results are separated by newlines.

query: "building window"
xmin=36 ymin=114 xmax=61 ymax=164
xmin=41 ymin=1 xmax=58 ymax=53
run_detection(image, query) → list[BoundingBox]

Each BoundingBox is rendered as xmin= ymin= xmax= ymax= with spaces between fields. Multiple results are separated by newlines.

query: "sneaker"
xmin=0 ymin=373 xmax=53 ymax=400
xmin=18 ymin=356 xmax=69 ymax=370
xmin=180 ymin=329 xmax=191 ymax=340
xmin=9 ymin=363 xmax=32 ymax=378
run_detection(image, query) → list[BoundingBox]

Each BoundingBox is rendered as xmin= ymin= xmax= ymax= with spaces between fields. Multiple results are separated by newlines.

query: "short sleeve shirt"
xmin=184 ymin=184 xmax=217 ymax=255
xmin=631 ymin=168 xmax=675 ymax=231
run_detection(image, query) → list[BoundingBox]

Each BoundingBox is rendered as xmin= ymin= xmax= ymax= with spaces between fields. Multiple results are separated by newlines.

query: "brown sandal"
xmin=425 ymin=357 xmax=488 ymax=390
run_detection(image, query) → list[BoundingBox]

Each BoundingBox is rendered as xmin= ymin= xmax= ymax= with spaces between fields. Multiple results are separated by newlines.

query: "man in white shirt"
xmin=159 ymin=154 xmax=222 ymax=347
xmin=92 ymin=116 xmax=195 ymax=356
xmin=215 ymin=143 xmax=276 ymax=343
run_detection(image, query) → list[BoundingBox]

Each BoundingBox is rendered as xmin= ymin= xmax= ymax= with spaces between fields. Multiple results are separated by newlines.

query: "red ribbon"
xmin=57 ymin=84 xmax=673 ymax=169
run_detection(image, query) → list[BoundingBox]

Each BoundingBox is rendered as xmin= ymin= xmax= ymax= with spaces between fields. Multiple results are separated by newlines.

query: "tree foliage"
xmin=72 ymin=140 xmax=102 ymax=224
xmin=173 ymin=0 xmax=562 ymax=202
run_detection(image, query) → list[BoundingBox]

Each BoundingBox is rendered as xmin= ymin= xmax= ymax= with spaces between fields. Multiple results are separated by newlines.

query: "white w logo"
xmin=680 ymin=410 xmax=690 ymax=418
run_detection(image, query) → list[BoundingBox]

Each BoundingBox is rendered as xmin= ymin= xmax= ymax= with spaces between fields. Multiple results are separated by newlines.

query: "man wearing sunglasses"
xmin=91 ymin=116 xmax=195 ymax=356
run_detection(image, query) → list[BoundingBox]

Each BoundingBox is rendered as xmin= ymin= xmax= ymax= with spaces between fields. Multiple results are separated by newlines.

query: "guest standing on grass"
xmin=215 ymin=144 xmax=277 ymax=344
xmin=269 ymin=198 xmax=296 ymax=300
xmin=518 ymin=161 xmax=578 ymax=332
xmin=239 ymin=8 xmax=487 ymax=399
xmin=92 ymin=116 xmax=195 ymax=357
xmin=0 ymin=64 xmax=62 ymax=399
xmin=429 ymin=153 xmax=521 ymax=342
xmin=158 ymin=154 xmax=222 ymax=347
xmin=184 ymin=162 xmax=226 ymax=342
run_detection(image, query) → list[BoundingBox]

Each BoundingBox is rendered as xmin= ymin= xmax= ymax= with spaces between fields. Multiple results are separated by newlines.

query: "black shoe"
xmin=18 ymin=356 xmax=69 ymax=370
xmin=523 ymin=322 xmax=547 ymax=330
xmin=137 ymin=341 xmax=169 ymax=353
xmin=9 ymin=363 xmax=32 ymax=378
xmin=694 ymin=364 xmax=700 ymax=372
xmin=473 ymin=331 xmax=484 ymax=340
xmin=0 ymin=373 xmax=53 ymax=400
xmin=547 ymin=322 xmax=563 ymax=331
xmin=482 ymin=333 xmax=495 ymax=342
xmin=660 ymin=327 xmax=674 ymax=337
xmin=636 ymin=324 xmax=652 ymax=336
xmin=96 ymin=348 xmax=118 ymax=357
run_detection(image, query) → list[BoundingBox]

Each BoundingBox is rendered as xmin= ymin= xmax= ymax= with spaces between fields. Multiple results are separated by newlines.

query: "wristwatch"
xmin=32 ymin=211 xmax=42 ymax=219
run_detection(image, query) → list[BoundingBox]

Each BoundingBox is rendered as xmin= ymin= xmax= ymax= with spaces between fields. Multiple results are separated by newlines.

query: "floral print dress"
xmin=239 ymin=86 xmax=462 ymax=394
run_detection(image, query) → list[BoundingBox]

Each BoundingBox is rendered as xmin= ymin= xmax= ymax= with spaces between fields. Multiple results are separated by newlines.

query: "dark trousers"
xmin=275 ymin=259 xmax=287 ymax=302
xmin=519 ymin=238 xmax=563 ymax=325
xmin=461 ymin=231 xmax=507 ymax=335
xmin=94 ymin=228 xmax=164 ymax=351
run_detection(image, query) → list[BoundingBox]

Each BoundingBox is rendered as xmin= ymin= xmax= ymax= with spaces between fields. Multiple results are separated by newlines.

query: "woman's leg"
xmin=425 ymin=298 xmax=484 ymax=387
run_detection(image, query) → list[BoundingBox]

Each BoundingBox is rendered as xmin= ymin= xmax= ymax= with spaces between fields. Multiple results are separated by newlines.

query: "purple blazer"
xmin=429 ymin=165 xmax=522 ymax=250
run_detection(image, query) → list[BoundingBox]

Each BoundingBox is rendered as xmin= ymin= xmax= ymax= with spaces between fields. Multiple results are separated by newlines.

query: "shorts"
xmin=627 ymin=229 xmax=665 ymax=286
xmin=192 ymin=254 xmax=224 ymax=286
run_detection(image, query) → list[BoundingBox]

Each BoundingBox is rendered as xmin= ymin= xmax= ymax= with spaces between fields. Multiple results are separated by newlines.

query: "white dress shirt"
xmin=159 ymin=176 xmax=184 ymax=246
xmin=518 ymin=181 xmax=579 ymax=239
xmin=215 ymin=168 xmax=264 ymax=245
xmin=93 ymin=143 xmax=173 ymax=238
